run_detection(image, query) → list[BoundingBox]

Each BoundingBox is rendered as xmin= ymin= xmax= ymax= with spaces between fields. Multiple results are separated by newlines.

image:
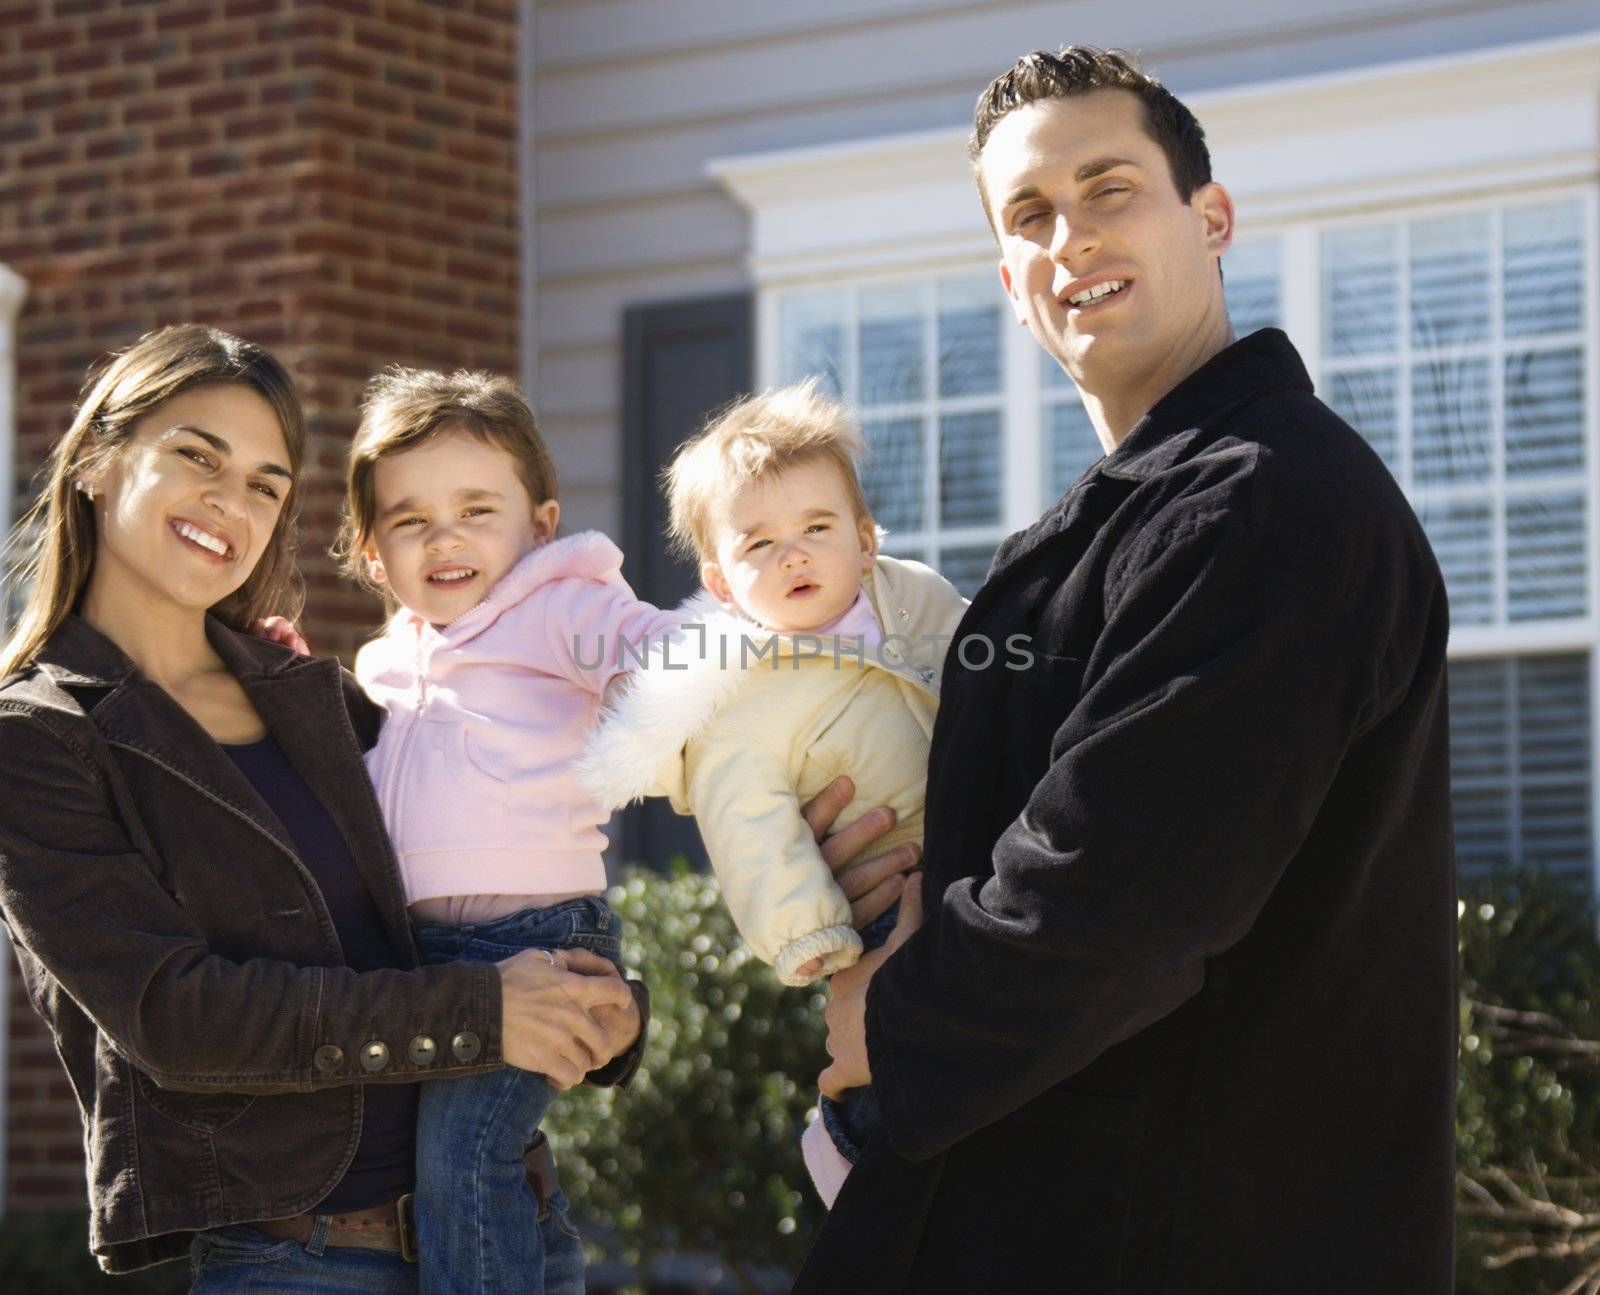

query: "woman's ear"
xmin=700 ymin=558 xmax=732 ymax=605
xmin=532 ymin=498 xmax=560 ymax=544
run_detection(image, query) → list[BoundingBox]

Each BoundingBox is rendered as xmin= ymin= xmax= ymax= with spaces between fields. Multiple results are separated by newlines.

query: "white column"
xmin=0 ymin=259 xmax=28 ymax=1219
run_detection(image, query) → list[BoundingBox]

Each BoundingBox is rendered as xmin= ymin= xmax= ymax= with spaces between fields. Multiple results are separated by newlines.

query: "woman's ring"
xmin=538 ymin=949 xmax=557 ymax=966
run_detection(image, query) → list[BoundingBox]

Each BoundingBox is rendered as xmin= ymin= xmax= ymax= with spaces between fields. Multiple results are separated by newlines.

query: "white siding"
xmin=528 ymin=0 xmax=1600 ymax=536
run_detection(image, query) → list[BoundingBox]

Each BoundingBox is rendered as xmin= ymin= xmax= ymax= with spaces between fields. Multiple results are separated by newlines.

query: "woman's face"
xmin=85 ymin=384 xmax=293 ymax=616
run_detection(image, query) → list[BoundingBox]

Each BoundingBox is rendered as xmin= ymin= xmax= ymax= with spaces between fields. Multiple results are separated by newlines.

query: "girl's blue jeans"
xmin=819 ymin=901 xmax=898 ymax=1163
xmin=411 ymin=896 xmax=622 ymax=1295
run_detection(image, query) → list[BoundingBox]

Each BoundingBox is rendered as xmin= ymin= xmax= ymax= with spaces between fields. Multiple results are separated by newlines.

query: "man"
xmin=797 ymin=47 xmax=1456 ymax=1293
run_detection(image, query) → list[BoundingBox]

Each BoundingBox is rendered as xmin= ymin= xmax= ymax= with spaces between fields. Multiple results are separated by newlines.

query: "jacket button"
xmin=360 ymin=1041 xmax=391 ymax=1072
xmin=407 ymin=1035 xmax=438 ymax=1067
xmin=451 ymin=1031 xmax=482 ymax=1063
xmin=314 ymin=1045 xmax=344 ymax=1074
xmin=896 ymin=607 xmax=909 ymax=620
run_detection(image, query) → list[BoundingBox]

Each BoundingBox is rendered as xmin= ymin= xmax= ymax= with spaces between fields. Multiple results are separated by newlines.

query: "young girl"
xmin=578 ymin=380 xmax=969 ymax=1206
xmin=339 ymin=367 xmax=679 ymax=1294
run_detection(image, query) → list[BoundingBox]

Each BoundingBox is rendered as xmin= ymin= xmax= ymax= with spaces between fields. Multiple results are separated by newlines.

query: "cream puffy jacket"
xmin=578 ymin=556 xmax=968 ymax=985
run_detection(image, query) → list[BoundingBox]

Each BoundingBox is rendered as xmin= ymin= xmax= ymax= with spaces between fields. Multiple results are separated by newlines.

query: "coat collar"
xmin=982 ymin=329 xmax=1312 ymax=585
xmin=388 ymin=530 xmax=624 ymax=648
xmin=1095 ymin=328 xmax=1312 ymax=483
xmin=36 ymin=611 xmax=321 ymax=689
xmin=34 ymin=613 xmax=417 ymax=961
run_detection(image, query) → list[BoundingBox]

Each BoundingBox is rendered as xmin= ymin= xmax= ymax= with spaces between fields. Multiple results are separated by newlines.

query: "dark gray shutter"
xmin=617 ymin=292 xmax=752 ymax=871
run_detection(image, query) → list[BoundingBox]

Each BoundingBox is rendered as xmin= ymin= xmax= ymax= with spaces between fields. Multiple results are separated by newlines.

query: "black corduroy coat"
xmin=796 ymin=331 xmax=1458 ymax=1294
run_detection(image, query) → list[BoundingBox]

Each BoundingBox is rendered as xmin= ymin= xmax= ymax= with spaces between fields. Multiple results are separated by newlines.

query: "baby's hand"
xmin=794 ymin=955 xmax=824 ymax=981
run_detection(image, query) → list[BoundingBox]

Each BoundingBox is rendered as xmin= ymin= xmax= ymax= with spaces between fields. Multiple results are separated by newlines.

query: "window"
xmin=777 ymin=274 xmax=1008 ymax=594
xmin=765 ymin=189 xmax=1597 ymax=888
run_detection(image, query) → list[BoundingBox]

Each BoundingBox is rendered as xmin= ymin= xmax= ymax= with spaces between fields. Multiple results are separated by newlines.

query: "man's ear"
xmin=532 ymin=498 xmax=560 ymax=544
xmin=998 ymin=259 xmax=1030 ymax=327
xmin=1194 ymin=180 xmax=1235 ymax=258
xmin=700 ymin=558 xmax=732 ymax=605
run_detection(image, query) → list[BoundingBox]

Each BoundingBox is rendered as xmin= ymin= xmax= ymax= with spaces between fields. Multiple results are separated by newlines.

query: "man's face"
xmin=979 ymin=89 xmax=1233 ymax=395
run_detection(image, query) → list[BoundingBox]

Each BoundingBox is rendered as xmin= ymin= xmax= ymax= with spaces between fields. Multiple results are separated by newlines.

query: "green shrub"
xmin=1458 ymin=870 xmax=1600 ymax=1294
xmin=546 ymin=862 xmax=829 ymax=1289
xmin=0 ymin=1211 xmax=187 ymax=1292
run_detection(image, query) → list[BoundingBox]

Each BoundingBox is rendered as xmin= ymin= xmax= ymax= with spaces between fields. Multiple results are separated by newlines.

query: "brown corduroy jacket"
xmin=0 ymin=614 xmax=642 ymax=1273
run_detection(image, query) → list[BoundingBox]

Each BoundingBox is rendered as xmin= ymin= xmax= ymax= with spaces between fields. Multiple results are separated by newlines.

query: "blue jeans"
xmin=412 ymin=897 xmax=622 ymax=1295
xmin=188 ymin=1222 xmax=419 ymax=1293
xmin=820 ymin=902 xmax=898 ymax=1163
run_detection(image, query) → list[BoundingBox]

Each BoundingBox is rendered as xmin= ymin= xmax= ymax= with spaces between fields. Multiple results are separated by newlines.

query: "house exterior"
xmin=2 ymin=0 xmax=1599 ymax=1237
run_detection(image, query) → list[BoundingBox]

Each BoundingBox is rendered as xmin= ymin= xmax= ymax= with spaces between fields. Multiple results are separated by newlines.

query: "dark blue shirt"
xmin=223 ymin=734 xmax=417 ymax=1212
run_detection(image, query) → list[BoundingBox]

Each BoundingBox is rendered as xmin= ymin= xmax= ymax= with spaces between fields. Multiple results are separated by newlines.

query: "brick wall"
xmin=0 ymin=0 xmax=522 ymax=1214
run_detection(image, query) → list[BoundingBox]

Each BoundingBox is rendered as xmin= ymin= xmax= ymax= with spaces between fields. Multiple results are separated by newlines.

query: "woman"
xmin=0 ymin=324 xmax=645 ymax=1289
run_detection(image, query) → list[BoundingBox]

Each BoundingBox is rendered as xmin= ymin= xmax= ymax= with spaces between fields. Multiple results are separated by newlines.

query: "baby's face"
xmin=702 ymin=458 xmax=876 ymax=632
xmin=364 ymin=426 xmax=556 ymax=627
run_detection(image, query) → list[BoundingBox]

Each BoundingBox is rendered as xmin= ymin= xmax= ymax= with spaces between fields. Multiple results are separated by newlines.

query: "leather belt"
xmin=248 ymin=1133 xmax=562 ymax=1264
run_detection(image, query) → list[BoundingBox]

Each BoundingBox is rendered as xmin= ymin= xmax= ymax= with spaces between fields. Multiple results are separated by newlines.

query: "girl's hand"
xmin=253 ymin=616 xmax=310 ymax=656
xmin=802 ymin=776 xmax=921 ymax=930
xmin=497 ymin=947 xmax=635 ymax=1089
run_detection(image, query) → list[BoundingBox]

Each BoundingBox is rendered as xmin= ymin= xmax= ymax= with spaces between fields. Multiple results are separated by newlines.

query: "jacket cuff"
xmin=586 ymin=978 xmax=649 ymax=1088
xmin=774 ymin=924 xmax=862 ymax=986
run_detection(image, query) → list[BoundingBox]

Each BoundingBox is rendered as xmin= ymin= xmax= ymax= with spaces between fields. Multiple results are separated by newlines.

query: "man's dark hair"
xmin=970 ymin=47 xmax=1212 ymax=218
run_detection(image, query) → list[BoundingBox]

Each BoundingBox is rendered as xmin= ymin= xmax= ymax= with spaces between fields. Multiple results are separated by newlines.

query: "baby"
xmin=340 ymin=367 xmax=681 ymax=1293
xmin=579 ymin=380 xmax=967 ymax=1205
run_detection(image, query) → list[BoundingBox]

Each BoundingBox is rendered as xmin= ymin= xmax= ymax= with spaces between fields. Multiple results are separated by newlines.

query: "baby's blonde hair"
xmin=665 ymin=379 xmax=873 ymax=561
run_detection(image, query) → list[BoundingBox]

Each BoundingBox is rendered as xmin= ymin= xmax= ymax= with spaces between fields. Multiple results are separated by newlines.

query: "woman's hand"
xmin=802 ymin=775 xmax=920 ymax=930
xmin=497 ymin=947 xmax=636 ymax=1089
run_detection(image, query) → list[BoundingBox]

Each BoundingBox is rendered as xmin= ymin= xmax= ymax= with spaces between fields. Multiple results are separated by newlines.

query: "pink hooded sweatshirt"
xmin=355 ymin=531 xmax=682 ymax=906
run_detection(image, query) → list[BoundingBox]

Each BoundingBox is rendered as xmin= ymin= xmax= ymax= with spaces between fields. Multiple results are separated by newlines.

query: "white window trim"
xmin=714 ymin=33 xmax=1600 ymax=888
xmin=0 ymin=259 xmax=26 ymax=1220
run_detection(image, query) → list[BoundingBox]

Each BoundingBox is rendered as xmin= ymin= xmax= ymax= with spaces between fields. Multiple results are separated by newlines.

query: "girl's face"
xmin=364 ymin=427 xmax=557 ymax=627
xmin=85 ymin=384 xmax=293 ymax=617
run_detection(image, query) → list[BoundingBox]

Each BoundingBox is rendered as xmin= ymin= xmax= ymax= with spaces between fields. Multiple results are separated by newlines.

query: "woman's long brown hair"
xmin=0 ymin=324 xmax=308 ymax=678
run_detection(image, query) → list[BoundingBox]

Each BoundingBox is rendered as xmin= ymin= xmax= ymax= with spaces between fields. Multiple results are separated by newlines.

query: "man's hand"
xmin=819 ymin=872 xmax=923 ymax=1098
xmin=802 ymin=775 xmax=921 ymax=930
xmin=253 ymin=616 xmax=310 ymax=656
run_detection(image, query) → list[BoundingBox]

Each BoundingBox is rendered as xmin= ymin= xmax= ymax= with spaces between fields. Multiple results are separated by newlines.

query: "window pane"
xmin=1411 ymin=212 xmax=1491 ymax=349
xmin=1419 ymin=498 xmax=1494 ymax=625
xmin=1448 ymin=654 xmax=1594 ymax=881
xmin=859 ymin=285 xmax=924 ymax=406
xmin=861 ymin=416 xmax=923 ymax=532
xmin=1046 ymin=398 xmax=1100 ymax=503
xmin=1449 ymin=658 xmax=1514 ymax=874
xmin=1516 ymin=654 xmax=1593 ymax=877
xmin=1505 ymin=200 xmax=1584 ymax=337
xmin=939 ymin=411 xmax=1001 ymax=527
xmin=1506 ymin=491 xmax=1587 ymax=622
xmin=1043 ymin=358 xmax=1072 ymax=390
xmin=1327 ymin=368 xmax=1400 ymax=478
xmin=1323 ymin=225 xmax=1398 ymax=357
xmin=1224 ymin=239 xmax=1280 ymax=337
xmin=778 ymin=293 xmax=847 ymax=394
xmin=935 ymin=542 xmax=998 ymax=599
xmin=1412 ymin=358 xmax=1491 ymax=486
xmin=938 ymin=278 xmax=1001 ymax=397
xmin=1505 ymin=347 xmax=1584 ymax=479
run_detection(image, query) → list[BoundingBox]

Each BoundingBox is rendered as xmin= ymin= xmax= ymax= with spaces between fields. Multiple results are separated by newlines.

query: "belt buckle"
xmin=396 ymin=1193 xmax=417 ymax=1265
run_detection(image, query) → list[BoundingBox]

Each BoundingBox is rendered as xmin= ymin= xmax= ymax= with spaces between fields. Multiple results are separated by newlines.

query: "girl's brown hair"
xmin=333 ymin=366 xmax=558 ymax=592
xmin=0 ymin=323 xmax=307 ymax=677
